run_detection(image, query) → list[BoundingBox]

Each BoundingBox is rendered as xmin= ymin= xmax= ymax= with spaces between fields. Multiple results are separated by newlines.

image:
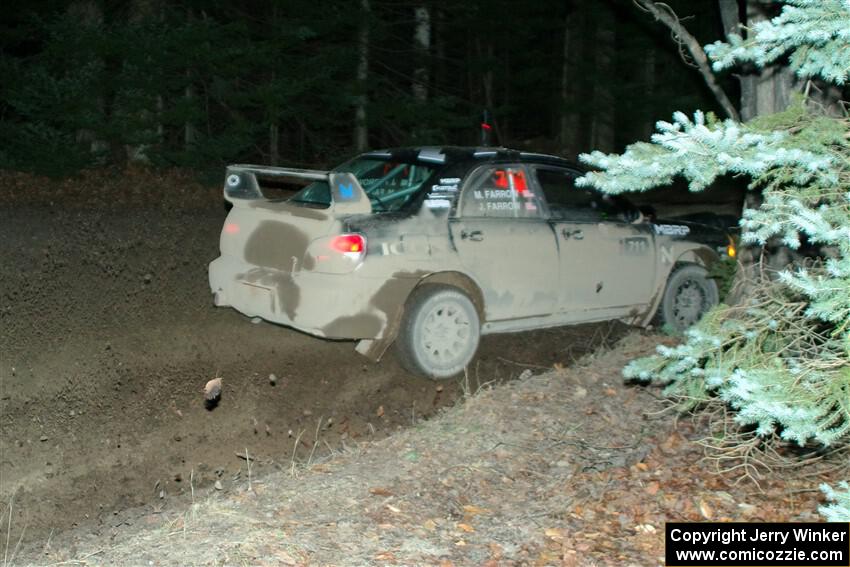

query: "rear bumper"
xmin=208 ymin=256 xmax=404 ymax=340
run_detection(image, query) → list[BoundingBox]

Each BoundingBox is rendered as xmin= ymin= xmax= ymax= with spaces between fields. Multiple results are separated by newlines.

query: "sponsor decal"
xmin=338 ymin=183 xmax=355 ymax=200
xmin=431 ymin=184 xmax=458 ymax=192
xmin=378 ymin=241 xmax=405 ymax=256
xmin=424 ymin=198 xmax=451 ymax=208
xmin=654 ymin=224 xmax=690 ymax=236
xmin=431 ymin=178 xmax=460 ymax=192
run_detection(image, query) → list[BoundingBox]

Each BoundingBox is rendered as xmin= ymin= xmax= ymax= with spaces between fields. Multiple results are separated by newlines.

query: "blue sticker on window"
xmin=338 ymin=183 xmax=354 ymax=200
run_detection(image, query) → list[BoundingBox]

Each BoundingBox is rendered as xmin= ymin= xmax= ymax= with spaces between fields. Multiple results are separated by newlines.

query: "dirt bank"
xmin=9 ymin=333 xmax=842 ymax=566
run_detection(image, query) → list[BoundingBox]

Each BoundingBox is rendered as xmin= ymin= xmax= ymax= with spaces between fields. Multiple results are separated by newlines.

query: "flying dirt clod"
xmin=204 ymin=377 xmax=223 ymax=410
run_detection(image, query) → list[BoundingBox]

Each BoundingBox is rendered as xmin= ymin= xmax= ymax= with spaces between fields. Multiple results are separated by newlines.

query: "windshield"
xmin=290 ymin=157 xmax=439 ymax=212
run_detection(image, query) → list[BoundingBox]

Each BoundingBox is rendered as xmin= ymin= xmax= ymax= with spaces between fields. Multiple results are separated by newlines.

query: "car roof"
xmin=359 ymin=146 xmax=581 ymax=170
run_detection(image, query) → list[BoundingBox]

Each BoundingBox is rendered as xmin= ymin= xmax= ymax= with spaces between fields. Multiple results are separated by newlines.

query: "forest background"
xmin=0 ymin=0 xmax=732 ymax=177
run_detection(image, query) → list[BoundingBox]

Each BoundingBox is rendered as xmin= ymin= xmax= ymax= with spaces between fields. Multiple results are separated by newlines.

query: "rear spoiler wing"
xmin=223 ymin=164 xmax=372 ymax=215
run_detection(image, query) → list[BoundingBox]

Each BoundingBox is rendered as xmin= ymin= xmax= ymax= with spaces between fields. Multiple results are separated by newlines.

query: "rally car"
xmin=209 ymin=147 xmax=733 ymax=379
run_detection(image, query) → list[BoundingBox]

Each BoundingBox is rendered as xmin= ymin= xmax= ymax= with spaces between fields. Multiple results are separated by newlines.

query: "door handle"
xmin=460 ymin=229 xmax=484 ymax=241
xmin=562 ymin=228 xmax=584 ymax=240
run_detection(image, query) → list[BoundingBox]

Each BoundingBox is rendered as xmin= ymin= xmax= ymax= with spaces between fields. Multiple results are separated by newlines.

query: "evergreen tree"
xmin=578 ymin=0 xmax=850 ymax=519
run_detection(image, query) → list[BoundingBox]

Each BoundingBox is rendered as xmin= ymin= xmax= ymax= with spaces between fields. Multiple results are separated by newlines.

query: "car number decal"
xmin=621 ymin=236 xmax=649 ymax=255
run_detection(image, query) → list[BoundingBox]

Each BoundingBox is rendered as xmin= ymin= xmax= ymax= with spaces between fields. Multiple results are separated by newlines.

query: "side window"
xmin=533 ymin=167 xmax=621 ymax=222
xmin=459 ymin=165 xmax=545 ymax=219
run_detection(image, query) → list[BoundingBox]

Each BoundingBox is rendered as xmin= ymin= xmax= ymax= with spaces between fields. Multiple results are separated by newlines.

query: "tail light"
xmin=330 ymin=233 xmax=367 ymax=260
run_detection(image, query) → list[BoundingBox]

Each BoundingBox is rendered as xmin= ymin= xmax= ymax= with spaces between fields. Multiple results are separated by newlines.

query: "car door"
xmin=531 ymin=166 xmax=657 ymax=317
xmin=449 ymin=164 xmax=559 ymax=322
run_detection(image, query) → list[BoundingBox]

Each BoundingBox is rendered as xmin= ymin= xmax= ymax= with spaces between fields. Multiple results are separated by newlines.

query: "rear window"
xmin=290 ymin=158 xmax=439 ymax=212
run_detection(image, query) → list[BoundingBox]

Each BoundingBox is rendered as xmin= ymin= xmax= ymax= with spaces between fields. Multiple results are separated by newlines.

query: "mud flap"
xmin=356 ymin=338 xmax=393 ymax=361
xmin=354 ymin=298 xmax=406 ymax=361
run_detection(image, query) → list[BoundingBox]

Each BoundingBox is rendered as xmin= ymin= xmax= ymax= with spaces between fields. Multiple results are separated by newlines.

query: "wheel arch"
xmin=673 ymin=246 xmax=719 ymax=270
xmin=413 ymin=271 xmax=486 ymax=320
xmin=355 ymin=270 xmax=485 ymax=362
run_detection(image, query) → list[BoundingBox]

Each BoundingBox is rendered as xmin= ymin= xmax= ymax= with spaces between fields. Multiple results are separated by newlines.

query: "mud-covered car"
xmin=209 ymin=147 xmax=733 ymax=378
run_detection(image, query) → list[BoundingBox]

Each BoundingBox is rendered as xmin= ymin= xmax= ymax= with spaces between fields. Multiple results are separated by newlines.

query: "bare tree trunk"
xmin=589 ymin=6 xmax=615 ymax=153
xmin=412 ymin=5 xmax=430 ymax=103
xmin=354 ymin=0 xmax=370 ymax=151
xmin=640 ymin=42 xmax=657 ymax=140
xmin=713 ymin=1 xmax=801 ymax=300
xmin=738 ymin=2 xmax=796 ymax=120
xmin=126 ymin=0 xmax=163 ymax=162
xmin=558 ymin=8 xmax=584 ymax=157
xmin=478 ymin=39 xmax=504 ymax=145
xmin=69 ymin=2 xmax=107 ymax=156
xmin=269 ymin=122 xmax=280 ymax=166
xmin=717 ymin=0 xmax=740 ymax=37
xmin=184 ymin=9 xmax=197 ymax=150
xmin=559 ymin=13 xmax=573 ymax=152
xmin=434 ymin=8 xmax=446 ymax=100
xmin=635 ymin=0 xmax=740 ymax=121
xmin=185 ymin=78 xmax=197 ymax=148
xmin=156 ymin=95 xmax=164 ymax=142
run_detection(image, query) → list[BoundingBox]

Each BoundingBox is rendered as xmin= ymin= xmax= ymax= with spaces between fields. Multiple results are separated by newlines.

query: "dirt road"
xmin=0 ymin=171 xmax=622 ymax=545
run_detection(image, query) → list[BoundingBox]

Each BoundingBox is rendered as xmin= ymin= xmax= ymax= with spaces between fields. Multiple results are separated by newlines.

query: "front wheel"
xmin=657 ymin=264 xmax=719 ymax=332
xmin=396 ymin=285 xmax=480 ymax=379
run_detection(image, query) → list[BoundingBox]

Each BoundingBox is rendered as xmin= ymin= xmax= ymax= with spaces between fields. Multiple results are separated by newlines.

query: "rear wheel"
xmin=396 ymin=285 xmax=480 ymax=379
xmin=658 ymin=264 xmax=719 ymax=332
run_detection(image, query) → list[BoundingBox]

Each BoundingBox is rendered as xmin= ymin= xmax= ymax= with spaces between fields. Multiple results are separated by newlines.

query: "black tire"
xmin=658 ymin=264 xmax=719 ymax=332
xmin=396 ymin=285 xmax=480 ymax=379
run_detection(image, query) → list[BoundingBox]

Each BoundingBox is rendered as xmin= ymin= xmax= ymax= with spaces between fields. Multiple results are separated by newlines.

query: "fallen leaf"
xmin=374 ymin=551 xmax=396 ymax=561
xmin=376 ymin=405 xmax=384 ymax=417
xmin=645 ymin=481 xmax=660 ymax=496
xmin=635 ymin=462 xmax=649 ymax=472
xmin=457 ymin=522 xmax=475 ymax=533
xmin=462 ymin=504 xmax=490 ymax=516
xmin=699 ymin=499 xmax=714 ymax=520
xmin=661 ymin=433 xmax=683 ymax=452
xmin=544 ymin=527 xmax=564 ymax=540
xmin=369 ymin=487 xmax=393 ymax=496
